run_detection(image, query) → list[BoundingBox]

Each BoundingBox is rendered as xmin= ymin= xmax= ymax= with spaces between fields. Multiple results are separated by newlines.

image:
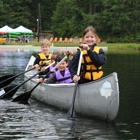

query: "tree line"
xmin=0 ymin=0 xmax=140 ymax=43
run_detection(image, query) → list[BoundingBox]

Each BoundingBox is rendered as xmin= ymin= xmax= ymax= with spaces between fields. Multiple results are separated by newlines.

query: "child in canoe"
xmin=39 ymin=49 xmax=74 ymax=79
xmin=38 ymin=53 xmax=73 ymax=84
xmin=43 ymin=53 xmax=57 ymax=78
xmin=33 ymin=39 xmax=52 ymax=76
xmin=70 ymin=26 xmax=107 ymax=84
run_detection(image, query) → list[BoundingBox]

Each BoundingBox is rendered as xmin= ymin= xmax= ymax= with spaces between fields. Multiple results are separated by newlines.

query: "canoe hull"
xmin=24 ymin=56 xmax=119 ymax=121
xmin=25 ymin=71 xmax=119 ymax=121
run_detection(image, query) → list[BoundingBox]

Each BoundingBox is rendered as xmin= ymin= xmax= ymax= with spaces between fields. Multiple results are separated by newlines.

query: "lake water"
xmin=0 ymin=51 xmax=140 ymax=140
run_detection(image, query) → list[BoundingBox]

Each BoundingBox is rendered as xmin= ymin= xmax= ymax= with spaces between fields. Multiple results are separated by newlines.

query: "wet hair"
xmin=55 ymin=54 xmax=68 ymax=63
xmin=41 ymin=39 xmax=50 ymax=46
xmin=82 ymin=26 xmax=100 ymax=43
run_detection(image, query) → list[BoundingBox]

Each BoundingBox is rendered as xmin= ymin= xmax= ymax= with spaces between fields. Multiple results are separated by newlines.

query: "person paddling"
xmin=39 ymin=54 xmax=73 ymax=84
xmin=40 ymin=49 xmax=74 ymax=79
xmin=43 ymin=54 xmax=58 ymax=78
xmin=33 ymin=39 xmax=52 ymax=77
xmin=70 ymin=26 xmax=107 ymax=84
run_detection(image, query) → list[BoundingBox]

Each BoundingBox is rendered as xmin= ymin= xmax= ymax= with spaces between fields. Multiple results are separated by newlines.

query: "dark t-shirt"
xmin=34 ymin=55 xmax=49 ymax=65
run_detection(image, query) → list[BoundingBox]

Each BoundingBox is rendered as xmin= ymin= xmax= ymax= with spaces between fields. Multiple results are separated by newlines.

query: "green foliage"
xmin=0 ymin=0 xmax=140 ymax=43
xmin=40 ymin=0 xmax=59 ymax=30
xmin=0 ymin=0 xmax=34 ymax=28
xmin=135 ymin=34 xmax=140 ymax=42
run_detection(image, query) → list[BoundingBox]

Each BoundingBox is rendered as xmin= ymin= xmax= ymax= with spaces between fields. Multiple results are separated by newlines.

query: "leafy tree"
xmin=0 ymin=0 xmax=34 ymax=28
xmin=40 ymin=0 xmax=59 ymax=31
xmin=0 ymin=0 xmax=140 ymax=42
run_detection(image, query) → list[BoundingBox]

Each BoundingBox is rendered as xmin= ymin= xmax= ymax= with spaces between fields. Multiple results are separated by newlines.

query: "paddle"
xmin=0 ymin=74 xmax=15 ymax=88
xmin=0 ymin=85 xmax=18 ymax=99
xmin=0 ymin=67 xmax=36 ymax=89
xmin=0 ymin=61 xmax=50 ymax=89
xmin=12 ymin=55 xmax=68 ymax=104
xmin=0 ymin=61 xmax=54 ymax=100
xmin=0 ymin=74 xmax=15 ymax=81
xmin=67 ymin=49 xmax=83 ymax=118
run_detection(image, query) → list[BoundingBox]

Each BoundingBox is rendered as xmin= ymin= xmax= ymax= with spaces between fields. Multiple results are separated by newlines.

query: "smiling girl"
xmin=70 ymin=26 xmax=107 ymax=84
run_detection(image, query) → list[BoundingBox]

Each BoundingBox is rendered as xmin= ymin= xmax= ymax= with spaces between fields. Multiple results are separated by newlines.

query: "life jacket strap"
xmin=57 ymin=76 xmax=71 ymax=82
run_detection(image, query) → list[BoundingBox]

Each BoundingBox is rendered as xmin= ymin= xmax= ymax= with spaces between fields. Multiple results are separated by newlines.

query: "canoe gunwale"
xmin=24 ymin=56 xmax=120 ymax=122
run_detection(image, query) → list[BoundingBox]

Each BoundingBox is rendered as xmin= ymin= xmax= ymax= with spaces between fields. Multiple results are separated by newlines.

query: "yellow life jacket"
xmin=80 ymin=46 xmax=103 ymax=80
xmin=38 ymin=52 xmax=52 ymax=70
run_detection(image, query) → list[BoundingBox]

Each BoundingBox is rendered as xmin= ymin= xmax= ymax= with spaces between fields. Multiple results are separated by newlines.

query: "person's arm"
xmin=70 ymin=50 xmax=80 ymax=79
xmin=45 ymin=73 xmax=57 ymax=84
xmin=33 ymin=55 xmax=40 ymax=65
xmin=67 ymin=50 xmax=73 ymax=70
xmin=87 ymin=48 xmax=107 ymax=67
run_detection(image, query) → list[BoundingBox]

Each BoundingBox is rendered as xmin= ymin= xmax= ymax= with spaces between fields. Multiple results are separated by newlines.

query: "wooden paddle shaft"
xmin=77 ymin=50 xmax=83 ymax=75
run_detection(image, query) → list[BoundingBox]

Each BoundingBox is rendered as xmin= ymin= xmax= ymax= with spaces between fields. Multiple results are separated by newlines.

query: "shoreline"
xmin=0 ymin=45 xmax=108 ymax=53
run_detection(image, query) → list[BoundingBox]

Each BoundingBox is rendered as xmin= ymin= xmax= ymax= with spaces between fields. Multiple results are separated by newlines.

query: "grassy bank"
xmin=2 ymin=41 xmax=140 ymax=53
xmin=99 ymin=42 xmax=140 ymax=53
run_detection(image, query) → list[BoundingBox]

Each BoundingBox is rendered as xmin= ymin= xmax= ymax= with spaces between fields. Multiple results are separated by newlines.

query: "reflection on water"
xmin=104 ymin=53 xmax=140 ymax=140
xmin=0 ymin=99 xmax=118 ymax=140
xmin=0 ymin=51 xmax=140 ymax=139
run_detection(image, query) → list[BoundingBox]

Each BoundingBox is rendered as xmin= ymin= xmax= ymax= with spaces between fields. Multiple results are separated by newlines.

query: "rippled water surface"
xmin=0 ymin=51 xmax=140 ymax=140
xmin=0 ymin=99 xmax=118 ymax=140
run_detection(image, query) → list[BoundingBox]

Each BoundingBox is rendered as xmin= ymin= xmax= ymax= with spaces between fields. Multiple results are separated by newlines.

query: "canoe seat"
xmin=49 ymin=37 xmax=53 ymax=43
xmin=63 ymin=38 xmax=68 ymax=43
xmin=79 ymin=38 xmax=83 ymax=43
xmin=58 ymin=37 xmax=63 ymax=43
xmin=0 ymin=38 xmax=6 ymax=43
xmin=69 ymin=38 xmax=73 ymax=43
xmin=53 ymin=37 xmax=58 ymax=42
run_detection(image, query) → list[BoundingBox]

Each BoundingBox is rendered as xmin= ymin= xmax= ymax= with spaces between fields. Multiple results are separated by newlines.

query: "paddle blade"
xmin=67 ymin=82 xmax=78 ymax=118
xmin=0 ymin=75 xmax=16 ymax=88
xmin=12 ymin=91 xmax=31 ymax=104
xmin=0 ymin=74 xmax=15 ymax=81
xmin=0 ymin=85 xmax=18 ymax=99
xmin=67 ymin=109 xmax=76 ymax=118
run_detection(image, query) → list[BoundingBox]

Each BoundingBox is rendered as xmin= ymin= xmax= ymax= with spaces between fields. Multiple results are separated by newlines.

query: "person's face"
xmin=83 ymin=31 xmax=97 ymax=46
xmin=57 ymin=61 xmax=68 ymax=71
xmin=41 ymin=45 xmax=50 ymax=54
